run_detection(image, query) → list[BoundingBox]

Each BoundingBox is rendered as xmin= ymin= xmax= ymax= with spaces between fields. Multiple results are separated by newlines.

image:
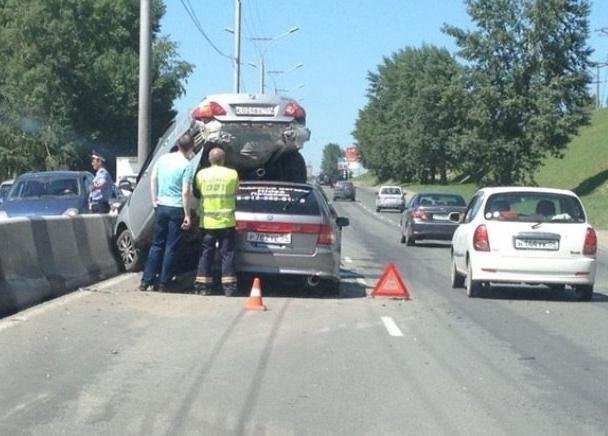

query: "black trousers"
xmin=90 ymin=202 xmax=110 ymax=213
xmin=196 ymin=227 xmax=236 ymax=293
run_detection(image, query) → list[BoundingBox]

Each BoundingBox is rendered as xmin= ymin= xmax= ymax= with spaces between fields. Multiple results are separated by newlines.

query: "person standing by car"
xmin=139 ymin=134 xmax=195 ymax=292
xmin=194 ymin=147 xmax=239 ymax=296
xmin=89 ymin=151 xmax=114 ymax=213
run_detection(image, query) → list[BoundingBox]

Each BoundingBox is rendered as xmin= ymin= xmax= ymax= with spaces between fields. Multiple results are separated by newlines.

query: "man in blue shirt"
xmin=139 ymin=133 xmax=195 ymax=292
xmin=89 ymin=151 xmax=114 ymax=213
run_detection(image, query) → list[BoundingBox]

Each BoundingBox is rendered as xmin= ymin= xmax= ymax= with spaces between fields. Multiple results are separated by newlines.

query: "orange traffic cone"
xmin=245 ymin=277 xmax=267 ymax=311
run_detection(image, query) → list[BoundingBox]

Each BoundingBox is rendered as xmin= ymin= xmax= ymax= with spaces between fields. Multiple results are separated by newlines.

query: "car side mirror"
xmin=118 ymin=179 xmax=134 ymax=192
xmin=336 ymin=217 xmax=350 ymax=228
xmin=448 ymin=212 xmax=463 ymax=223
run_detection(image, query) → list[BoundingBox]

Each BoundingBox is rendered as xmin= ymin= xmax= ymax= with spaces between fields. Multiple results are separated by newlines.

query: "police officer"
xmin=89 ymin=151 xmax=114 ymax=213
xmin=194 ymin=147 xmax=239 ymax=296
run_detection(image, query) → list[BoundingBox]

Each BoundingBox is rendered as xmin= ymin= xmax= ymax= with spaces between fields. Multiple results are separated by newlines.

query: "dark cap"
xmin=91 ymin=151 xmax=106 ymax=162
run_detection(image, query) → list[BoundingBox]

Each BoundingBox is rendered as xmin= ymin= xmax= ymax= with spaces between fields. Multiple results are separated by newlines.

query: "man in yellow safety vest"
xmin=194 ymin=147 xmax=239 ymax=296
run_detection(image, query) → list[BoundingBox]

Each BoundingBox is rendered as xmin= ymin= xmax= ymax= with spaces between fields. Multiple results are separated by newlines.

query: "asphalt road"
xmin=0 ymin=186 xmax=607 ymax=435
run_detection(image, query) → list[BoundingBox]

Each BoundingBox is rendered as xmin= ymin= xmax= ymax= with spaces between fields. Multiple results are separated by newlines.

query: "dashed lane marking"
xmin=381 ymin=316 xmax=404 ymax=337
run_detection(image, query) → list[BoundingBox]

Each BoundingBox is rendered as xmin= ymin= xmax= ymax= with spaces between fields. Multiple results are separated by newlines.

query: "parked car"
xmin=0 ymin=179 xmax=13 ymax=206
xmin=376 ymin=186 xmax=405 ymax=212
xmin=333 ymin=180 xmax=356 ymax=201
xmin=450 ymin=187 xmax=597 ymax=300
xmin=0 ymin=171 xmax=93 ymax=218
xmin=400 ymin=192 xmax=467 ymax=245
xmin=235 ymin=181 xmax=349 ymax=293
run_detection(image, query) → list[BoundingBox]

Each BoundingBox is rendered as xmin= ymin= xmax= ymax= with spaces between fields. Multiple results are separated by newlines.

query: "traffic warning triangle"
xmin=371 ymin=263 xmax=410 ymax=299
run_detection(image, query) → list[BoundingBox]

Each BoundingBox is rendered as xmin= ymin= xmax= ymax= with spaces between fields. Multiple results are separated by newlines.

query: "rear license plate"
xmin=432 ymin=214 xmax=449 ymax=221
xmin=247 ymin=232 xmax=291 ymax=244
xmin=234 ymin=105 xmax=275 ymax=116
xmin=514 ymin=238 xmax=559 ymax=251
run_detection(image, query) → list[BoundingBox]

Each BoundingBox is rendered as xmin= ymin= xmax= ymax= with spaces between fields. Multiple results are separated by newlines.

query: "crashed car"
xmin=114 ymin=93 xmax=312 ymax=272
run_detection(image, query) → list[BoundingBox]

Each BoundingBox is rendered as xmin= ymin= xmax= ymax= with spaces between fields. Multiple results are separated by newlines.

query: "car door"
xmin=452 ymin=192 xmax=484 ymax=270
xmin=402 ymin=194 xmax=417 ymax=232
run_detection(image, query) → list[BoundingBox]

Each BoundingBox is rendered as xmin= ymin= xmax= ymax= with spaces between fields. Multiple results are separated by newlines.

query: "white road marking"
xmin=344 ymin=256 xmax=353 ymax=263
xmin=0 ymin=273 xmax=137 ymax=332
xmin=381 ymin=316 xmax=404 ymax=337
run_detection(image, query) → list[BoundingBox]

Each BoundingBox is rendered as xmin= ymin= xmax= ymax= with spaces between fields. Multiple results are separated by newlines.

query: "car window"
xmin=9 ymin=177 xmax=80 ymax=199
xmin=236 ymin=185 xmax=320 ymax=215
xmin=484 ymin=192 xmax=585 ymax=223
xmin=464 ymin=193 xmax=484 ymax=223
xmin=381 ymin=187 xmax=401 ymax=195
xmin=406 ymin=195 xmax=417 ymax=208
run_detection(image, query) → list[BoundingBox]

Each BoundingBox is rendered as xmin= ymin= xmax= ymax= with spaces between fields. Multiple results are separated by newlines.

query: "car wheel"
xmin=116 ymin=228 xmax=142 ymax=272
xmin=405 ymin=227 xmax=415 ymax=246
xmin=279 ymin=151 xmax=307 ymax=183
xmin=376 ymin=207 xmax=381 ymax=213
xmin=574 ymin=284 xmax=593 ymax=301
xmin=451 ymin=257 xmax=465 ymax=288
xmin=466 ymin=260 xmax=482 ymax=298
xmin=400 ymin=233 xmax=406 ymax=244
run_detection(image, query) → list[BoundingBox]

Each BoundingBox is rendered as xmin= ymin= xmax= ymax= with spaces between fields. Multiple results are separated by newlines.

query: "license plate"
xmin=433 ymin=214 xmax=449 ymax=221
xmin=234 ymin=105 xmax=275 ymax=116
xmin=247 ymin=232 xmax=291 ymax=244
xmin=514 ymin=238 xmax=559 ymax=250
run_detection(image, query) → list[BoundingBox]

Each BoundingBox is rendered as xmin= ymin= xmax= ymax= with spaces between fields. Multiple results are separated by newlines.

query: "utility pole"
xmin=137 ymin=0 xmax=152 ymax=169
xmin=233 ymin=0 xmax=241 ymax=93
xmin=593 ymin=61 xmax=608 ymax=109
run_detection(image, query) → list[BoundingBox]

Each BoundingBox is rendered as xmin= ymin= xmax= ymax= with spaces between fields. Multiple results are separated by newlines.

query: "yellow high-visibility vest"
xmin=195 ymin=165 xmax=239 ymax=229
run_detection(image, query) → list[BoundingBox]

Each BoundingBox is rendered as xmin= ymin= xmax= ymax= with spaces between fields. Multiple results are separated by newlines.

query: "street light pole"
xmin=233 ymin=0 xmax=241 ymax=93
xmin=137 ymin=0 xmax=151 ymax=169
xmin=250 ymin=26 xmax=299 ymax=94
xmin=267 ymin=63 xmax=303 ymax=94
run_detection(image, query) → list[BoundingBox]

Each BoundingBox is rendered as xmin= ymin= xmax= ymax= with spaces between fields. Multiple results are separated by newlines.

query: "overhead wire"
xmin=180 ymin=0 xmax=233 ymax=60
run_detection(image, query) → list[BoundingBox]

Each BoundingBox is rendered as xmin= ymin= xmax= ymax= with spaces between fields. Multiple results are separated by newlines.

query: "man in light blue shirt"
xmin=140 ymin=133 xmax=195 ymax=292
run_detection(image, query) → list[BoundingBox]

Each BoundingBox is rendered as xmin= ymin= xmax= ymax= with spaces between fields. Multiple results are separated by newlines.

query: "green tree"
xmin=320 ymin=143 xmax=344 ymax=180
xmin=444 ymin=0 xmax=593 ymax=185
xmin=0 ymin=0 xmax=192 ymax=179
xmin=354 ymin=46 xmax=467 ymax=183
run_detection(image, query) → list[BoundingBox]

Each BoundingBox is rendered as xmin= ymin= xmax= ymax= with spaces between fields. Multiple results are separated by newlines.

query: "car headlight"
xmin=63 ymin=208 xmax=79 ymax=217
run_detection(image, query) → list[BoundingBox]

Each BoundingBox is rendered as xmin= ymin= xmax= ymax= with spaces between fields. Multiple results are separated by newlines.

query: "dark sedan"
xmin=400 ymin=192 xmax=467 ymax=245
xmin=0 ymin=171 xmax=94 ymax=218
xmin=332 ymin=180 xmax=356 ymax=201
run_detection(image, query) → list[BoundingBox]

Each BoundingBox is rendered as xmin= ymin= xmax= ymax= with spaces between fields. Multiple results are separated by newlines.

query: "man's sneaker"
xmin=223 ymin=286 xmax=237 ymax=297
xmin=157 ymin=284 xmax=168 ymax=293
xmin=138 ymin=283 xmax=150 ymax=292
xmin=194 ymin=284 xmax=212 ymax=296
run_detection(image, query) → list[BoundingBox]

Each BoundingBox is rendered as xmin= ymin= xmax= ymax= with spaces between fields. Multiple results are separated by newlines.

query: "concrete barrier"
xmin=0 ymin=215 xmax=120 ymax=316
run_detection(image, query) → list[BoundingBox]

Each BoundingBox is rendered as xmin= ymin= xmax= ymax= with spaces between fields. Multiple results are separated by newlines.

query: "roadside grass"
xmin=355 ymin=109 xmax=608 ymax=228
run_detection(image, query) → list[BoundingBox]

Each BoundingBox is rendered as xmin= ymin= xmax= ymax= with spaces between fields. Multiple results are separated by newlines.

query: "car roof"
xmin=239 ymin=180 xmax=315 ymax=189
xmin=417 ymin=192 xmax=464 ymax=197
xmin=201 ymin=93 xmax=300 ymax=105
xmin=1 ymin=179 xmax=14 ymax=185
xmin=16 ymin=171 xmax=91 ymax=179
xmin=379 ymin=185 xmax=401 ymax=190
xmin=476 ymin=186 xmax=578 ymax=197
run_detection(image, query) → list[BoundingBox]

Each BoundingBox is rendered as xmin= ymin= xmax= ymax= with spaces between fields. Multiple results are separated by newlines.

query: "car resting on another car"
xmin=450 ymin=187 xmax=597 ymax=300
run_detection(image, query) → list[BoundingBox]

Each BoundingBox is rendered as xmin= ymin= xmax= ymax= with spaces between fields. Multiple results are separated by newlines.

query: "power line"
xmin=180 ymin=0 xmax=232 ymax=60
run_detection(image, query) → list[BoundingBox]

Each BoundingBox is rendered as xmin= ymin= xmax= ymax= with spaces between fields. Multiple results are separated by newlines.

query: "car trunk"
xmin=419 ymin=205 xmax=467 ymax=223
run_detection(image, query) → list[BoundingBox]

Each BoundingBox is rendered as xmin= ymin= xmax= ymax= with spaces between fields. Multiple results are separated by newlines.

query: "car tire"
xmin=405 ymin=227 xmax=415 ymax=246
xmin=466 ymin=260 xmax=482 ymax=298
xmin=574 ymin=284 xmax=593 ymax=301
xmin=400 ymin=233 xmax=406 ymax=244
xmin=280 ymin=151 xmax=307 ymax=183
xmin=116 ymin=228 xmax=142 ymax=272
xmin=451 ymin=258 xmax=465 ymax=288
xmin=376 ymin=207 xmax=381 ymax=213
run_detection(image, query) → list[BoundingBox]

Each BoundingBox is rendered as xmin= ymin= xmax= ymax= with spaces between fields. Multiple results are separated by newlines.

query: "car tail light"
xmin=583 ymin=227 xmax=597 ymax=255
xmin=283 ymin=102 xmax=306 ymax=121
xmin=236 ymin=221 xmax=334 ymax=245
xmin=192 ymin=101 xmax=226 ymax=120
xmin=473 ymin=224 xmax=490 ymax=251
xmin=413 ymin=208 xmax=428 ymax=220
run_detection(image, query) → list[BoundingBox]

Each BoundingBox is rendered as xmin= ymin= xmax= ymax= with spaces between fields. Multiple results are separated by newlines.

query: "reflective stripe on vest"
xmin=196 ymin=166 xmax=238 ymax=229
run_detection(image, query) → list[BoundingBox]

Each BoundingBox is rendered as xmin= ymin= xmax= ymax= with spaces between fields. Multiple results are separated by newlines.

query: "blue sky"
xmin=161 ymin=0 xmax=608 ymax=174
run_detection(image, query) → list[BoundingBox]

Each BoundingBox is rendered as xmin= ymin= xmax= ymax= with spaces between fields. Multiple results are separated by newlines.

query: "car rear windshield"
xmin=484 ymin=192 xmax=585 ymax=223
xmin=236 ymin=185 xmax=320 ymax=215
xmin=9 ymin=177 xmax=80 ymax=199
xmin=418 ymin=194 xmax=465 ymax=206
xmin=381 ymin=187 xmax=401 ymax=195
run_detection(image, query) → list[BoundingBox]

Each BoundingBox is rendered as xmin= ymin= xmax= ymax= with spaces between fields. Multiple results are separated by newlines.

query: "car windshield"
xmin=9 ymin=177 xmax=80 ymax=199
xmin=0 ymin=184 xmax=11 ymax=199
xmin=418 ymin=194 xmax=466 ymax=206
xmin=236 ymin=185 xmax=320 ymax=215
xmin=381 ymin=187 xmax=401 ymax=195
xmin=484 ymin=192 xmax=585 ymax=223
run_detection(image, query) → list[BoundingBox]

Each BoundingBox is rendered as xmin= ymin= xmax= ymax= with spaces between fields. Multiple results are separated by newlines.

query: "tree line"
xmin=353 ymin=0 xmax=594 ymax=186
xmin=0 ymin=0 xmax=192 ymax=179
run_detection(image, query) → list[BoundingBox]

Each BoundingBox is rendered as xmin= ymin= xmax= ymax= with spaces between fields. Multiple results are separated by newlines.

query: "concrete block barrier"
xmin=0 ymin=215 xmax=120 ymax=317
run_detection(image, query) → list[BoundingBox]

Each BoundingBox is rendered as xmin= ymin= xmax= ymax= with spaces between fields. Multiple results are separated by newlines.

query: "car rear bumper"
xmin=235 ymin=246 xmax=340 ymax=280
xmin=411 ymin=222 xmax=457 ymax=240
xmin=471 ymin=255 xmax=597 ymax=285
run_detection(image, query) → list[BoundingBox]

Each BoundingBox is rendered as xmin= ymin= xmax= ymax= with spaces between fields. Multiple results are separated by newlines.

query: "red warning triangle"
xmin=371 ymin=263 xmax=410 ymax=299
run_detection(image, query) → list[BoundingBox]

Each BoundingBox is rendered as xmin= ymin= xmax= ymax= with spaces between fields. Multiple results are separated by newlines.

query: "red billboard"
xmin=345 ymin=147 xmax=360 ymax=163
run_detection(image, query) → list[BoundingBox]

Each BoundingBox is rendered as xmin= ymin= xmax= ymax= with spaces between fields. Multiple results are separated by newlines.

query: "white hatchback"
xmin=450 ymin=187 xmax=597 ymax=300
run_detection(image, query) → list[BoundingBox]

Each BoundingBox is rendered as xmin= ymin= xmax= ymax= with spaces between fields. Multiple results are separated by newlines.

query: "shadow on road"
xmin=472 ymin=284 xmax=608 ymax=303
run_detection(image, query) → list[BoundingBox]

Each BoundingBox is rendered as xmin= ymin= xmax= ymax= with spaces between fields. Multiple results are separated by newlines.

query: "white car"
xmin=450 ymin=187 xmax=597 ymax=300
xmin=375 ymin=185 xmax=405 ymax=212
